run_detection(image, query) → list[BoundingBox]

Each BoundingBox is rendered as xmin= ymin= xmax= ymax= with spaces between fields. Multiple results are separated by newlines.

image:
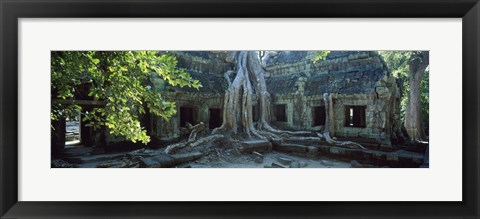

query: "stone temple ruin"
xmin=153 ymin=51 xmax=402 ymax=146
xmin=52 ymin=51 xmax=426 ymax=168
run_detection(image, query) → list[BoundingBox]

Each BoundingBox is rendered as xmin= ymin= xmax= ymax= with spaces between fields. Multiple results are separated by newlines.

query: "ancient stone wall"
xmin=173 ymin=51 xmax=230 ymax=76
xmin=119 ymin=51 xmax=402 ymax=145
xmin=266 ymin=51 xmax=401 ymax=145
xmin=150 ymin=52 xmax=229 ymax=140
xmin=154 ymin=92 xmax=224 ymax=140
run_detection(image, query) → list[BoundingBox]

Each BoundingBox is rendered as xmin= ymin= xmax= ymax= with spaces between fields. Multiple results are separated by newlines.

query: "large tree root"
xmin=259 ymin=122 xmax=312 ymax=137
xmin=283 ymin=136 xmax=322 ymax=146
xmin=210 ymin=51 xmax=319 ymax=149
xmin=164 ymin=134 xmax=223 ymax=154
xmin=319 ymin=93 xmax=366 ymax=150
xmin=186 ymin=122 xmax=205 ymax=141
xmin=213 ymin=52 xmax=366 ymax=153
xmin=316 ymin=132 xmax=366 ymax=150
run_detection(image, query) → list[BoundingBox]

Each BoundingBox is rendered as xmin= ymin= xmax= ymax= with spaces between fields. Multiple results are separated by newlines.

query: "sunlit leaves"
xmin=51 ymin=51 xmax=201 ymax=144
xmin=420 ymin=68 xmax=429 ymax=127
xmin=379 ymin=51 xmax=411 ymax=121
xmin=312 ymin=51 xmax=330 ymax=63
xmin=151 ymin=54 xmax=202 ymax=89
xmin=379 ymin=51 xmax=429 ymax=126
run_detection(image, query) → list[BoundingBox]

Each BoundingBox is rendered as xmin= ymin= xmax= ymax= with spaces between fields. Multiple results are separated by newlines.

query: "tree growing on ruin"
xmin=405 ymin=51 xmax=429 ymax=141
xmin=211 ymin=51 xmax=311 ymax=139
xmin=165 ymin=51 xmax=370 ymax=154
xmin=380 ymin=51 xmax=429 ymax=142
xmin=51 ymin=51 xmax=201 ymax=144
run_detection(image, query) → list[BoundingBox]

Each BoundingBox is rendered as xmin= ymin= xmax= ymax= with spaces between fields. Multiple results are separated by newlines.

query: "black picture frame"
xmin=1 ymin=0 xmax=479 ymax=218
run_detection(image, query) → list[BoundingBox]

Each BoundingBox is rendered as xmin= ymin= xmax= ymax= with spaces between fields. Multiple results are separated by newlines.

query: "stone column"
xmin=293 ymin=76 xmax=307 ymax=129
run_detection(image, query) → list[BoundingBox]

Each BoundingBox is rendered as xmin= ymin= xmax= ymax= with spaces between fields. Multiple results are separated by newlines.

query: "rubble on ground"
xmin=54 ymin=132 xmax=426 ymax=168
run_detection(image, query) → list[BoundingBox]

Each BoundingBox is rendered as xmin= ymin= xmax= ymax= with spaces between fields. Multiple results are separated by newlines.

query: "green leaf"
xmin=51 ymin=51 xmax=201 ymax=144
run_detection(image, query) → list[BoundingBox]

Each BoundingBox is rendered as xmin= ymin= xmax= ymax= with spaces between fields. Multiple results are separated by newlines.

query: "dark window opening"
xmin=312 ymin=106 xmax=326 ymax=126
xmin=209 ymin=108 xmax=222 ymax=129
xmin=344 ymin=106 xmax=366 ymax=128
xmin=274 ymin=104 xmax=287 ymax=122
xmin=180 ymin=107 xmax=195 ymax=127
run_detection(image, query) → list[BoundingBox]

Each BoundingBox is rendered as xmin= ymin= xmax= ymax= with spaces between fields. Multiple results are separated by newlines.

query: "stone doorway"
xmin=274 ymin=104 xmax=287 ymax=122
xmin=180 ymin=107 xmax=195 ymax=127
xmin=65 ymin=111 xmax=81 ymax=146
xmin=312 ymin=106 xmax=326 ymax=126
xmin=209 ymin=108 xmax=222 ymax=129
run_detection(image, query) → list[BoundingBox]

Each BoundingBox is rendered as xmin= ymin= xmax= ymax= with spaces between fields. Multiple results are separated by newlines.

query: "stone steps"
xmin=239 ymin=140 xmax=272 ymax=153
xmin=269 ymin=138 xmax=425 ymax=167
xmin=283 ymin=137 xmax=321 ymax=145
xmin=317 ymin=146 xmax=424 ymax=167
xmin=60 ymin=146 xmax=93 ymax=157
xmin=63 ymin=152 xmax=125 ymax=164
xmin=138 ymin=152 xmax=204 ymax=168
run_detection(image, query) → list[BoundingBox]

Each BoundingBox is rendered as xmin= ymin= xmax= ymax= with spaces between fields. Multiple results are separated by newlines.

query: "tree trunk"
xmin=212 ymin=51 xmax=308 ymax=139
xmin=319 ymin=93 xmax=366 ymax=150
xmin=164 ymin=51 xmax=313 ymax=154
xmin=163 ymin=51 xmax=364 ymax=154
xmin=405 ymin=52 xmax=429 ymax=142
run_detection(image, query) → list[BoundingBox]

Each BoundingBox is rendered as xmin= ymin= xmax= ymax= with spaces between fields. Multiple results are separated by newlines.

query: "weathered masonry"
xmin=150 ymin=52 xmax=229 ymax=140
xmin=265 ymin=51 xmax=402 ymax=146
xmin=152 ymin=51 xmax=402 ymax=146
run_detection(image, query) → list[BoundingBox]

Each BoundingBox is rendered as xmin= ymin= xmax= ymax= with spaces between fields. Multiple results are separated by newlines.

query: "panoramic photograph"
xmin=51 ymin=51 xmax=429 ymax=168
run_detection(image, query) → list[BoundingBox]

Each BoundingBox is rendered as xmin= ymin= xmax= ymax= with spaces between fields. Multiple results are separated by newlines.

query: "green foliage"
xmin=379 ymin=51 xmax=429 ymax=127
xmin=312 ymin=51 xmax=330 ymax=63
xmin=420 ymin=68 xmax=429 ymax=128
xmin=51 ymin=51 xmax=201 ymax=144
xmin=379 ymin=51 xmax=411 ymax=122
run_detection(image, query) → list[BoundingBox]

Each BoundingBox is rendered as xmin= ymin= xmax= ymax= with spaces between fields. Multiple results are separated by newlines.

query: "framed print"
xmin=1 ymin=0 xmax=479 ymax=218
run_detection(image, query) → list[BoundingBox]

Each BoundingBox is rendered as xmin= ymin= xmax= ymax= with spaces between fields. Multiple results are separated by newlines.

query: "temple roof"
xmin=266 ymin=51 xmax=389 ymax=95
xmin=266 ymin=51 xmax=310 ymax=65
xmin=157 ymin=51 xmax=391 ymax=96
xmin=167 ymin=71 xmax=227 ymax=94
